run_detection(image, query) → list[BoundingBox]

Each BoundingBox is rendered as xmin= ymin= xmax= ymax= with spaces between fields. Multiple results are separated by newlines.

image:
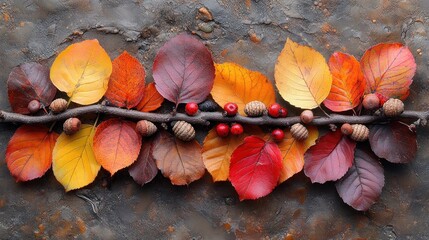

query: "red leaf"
xmin=336 ymin=147 xmax=384 ymax=211
xmin=129 ymin=138 xmax=158 ymax=186
xmin=229 ymin=136 xmax=282 ymax=201
xmin=6 ymin=125 xmax=58 ymax=181
xmin=153 ymin=33 xmax=215 ymax=106
xmin=304 ymin=131 xmax=356 ymax=184
xmin=105 ymin=51 xmax=146 ymax=109
xmin=360 ymin=43 xmax=416 ymax=100
xmin=93 ymin=118 xmax=142 ymax=175
xmin=152 ymin=131 xmax=205 ymax=185
xmin=369 ymin=122 xmax=417 ymax=163
xmin=323 ymin=52 xmax=365 ymax=112
xmin=136 ymin=82 xmax=164 ymax=112
xmin=7 ymin=62 xmax=57 ymax=114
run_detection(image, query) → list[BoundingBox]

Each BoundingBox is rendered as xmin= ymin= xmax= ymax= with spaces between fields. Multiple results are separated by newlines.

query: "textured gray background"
xmin=1 ymin=0 xmax=429 ymax=239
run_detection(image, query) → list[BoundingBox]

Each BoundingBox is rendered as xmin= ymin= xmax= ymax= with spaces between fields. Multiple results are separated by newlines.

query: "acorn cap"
xmin=172 ymin=121 xmax=195 ymax=141
xmin=290 ymin=123 xmax=309 ymax=141
xmin=244 ymin=101 xmax=267 ymax=117
xmin=383 ymin=98 xmax=404 ymax=117
xmin=50 ymin=98 xmax=68 ymax=113
xmin=136 ymin=120 xmax=157 ymax=137
xmin=350 ymin=124 xmax=369 ymax=142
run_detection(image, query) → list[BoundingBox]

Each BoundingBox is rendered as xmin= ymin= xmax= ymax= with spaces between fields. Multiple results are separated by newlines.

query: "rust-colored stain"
xmin=0 ymin=198 xmax=5 ymax=208
xmin=245 ymin=0 xmax=251 ymax=9
xmin=221 ymin=49 xmax=229 ymax=57
xmin=223 ymin=222 xmax=232 ymax=232
xmin=167 ymin=225 xmax=175 ymax=233
xmin=321 ymin=23 xmax=337 ymax=34
xmin=3 ymin=12 xmax=10 ymax=22
xmin=284 ymin=233 xmax=295 ymax=240
xmin=76 ymin=217 xmax=86 ymax=234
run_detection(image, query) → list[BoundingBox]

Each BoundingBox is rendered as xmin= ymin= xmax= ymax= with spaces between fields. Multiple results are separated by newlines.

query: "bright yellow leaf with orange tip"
xmin=50 ymin=39 xmax=112 ymax=105
xmin=211 ymin=62 xmax=276 ymax=115
xmin=277 ymin=126 xmax=318 ymax=183
xmin=275 ymin=38 xmax=332 ymax=109
xmin=52 ymin=124 xmax=101 ymax=191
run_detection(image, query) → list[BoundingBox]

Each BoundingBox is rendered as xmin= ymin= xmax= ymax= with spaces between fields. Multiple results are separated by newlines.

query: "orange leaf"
xmin=136 ymin=82 xmax=164 ymax=112
xmin=323 ymin=52 xmax=365 ymax=112
xmin=360 ymin=43 xmax=416 ymax=100
xmin=275 ymin=38 xmax=332 ymax=109
xmin=152 ymin=131 xmax=205 ymax=185
xmin=93 ymin=118 xmax=142 ymax=175
xmin=277 ymin=126 xmax=318 ymax=183
xmin=6 ymin=125 xmax=58 ymax=182
xmin=211 ymin=62 xmax=276 ymax=115
xmin=105 ymin=51 xmax=146 ymax=109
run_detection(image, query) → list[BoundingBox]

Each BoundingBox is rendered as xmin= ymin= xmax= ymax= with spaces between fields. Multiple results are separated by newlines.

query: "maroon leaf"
xmin=369 ymin=122 xmax=417 ymax=163
xmin=336 ymin=147 xmax=384 ymax=211
xmin=229 ymin=136 xmax=283 ymax=201
xmin=128 ymin=138 xmax=158 ymax=186
xmin=7 ymin=62 xmax=57 ymax=114
xmin=152 ymin=33 xmax=215 ymax=106
xmin=304 ymin=131 xmax=356 ymax=184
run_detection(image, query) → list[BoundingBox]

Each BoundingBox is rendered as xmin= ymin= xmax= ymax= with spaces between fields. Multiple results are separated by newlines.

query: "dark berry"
xmin=268 ymin=103 xmax=281 ymax=118
xmin=362 ymin=93 xmax=380 ymax=110
xmin=341 ymin=123 xmax=353 ymax=136
xmin=279 ymin=107 xmax=288 ymax=117
xmin=185 ymin=102 xmax=199 ymax=116
xmin=27 ymin=100 xmax=41 ymax=113
xmin=216 ymin=123 xmax=230 ymax=137
xmin=224 ymin=102 xmax=238 ymax=116
xmin=230 ymin=123 xmax=244 ymax=135
xmin=199 ymin=99 xmax=219 ymax=112
xmin=300 ymin=110 xmax=314 ymax=124
xmin=271 ymin=129 xmax=285 ymax=142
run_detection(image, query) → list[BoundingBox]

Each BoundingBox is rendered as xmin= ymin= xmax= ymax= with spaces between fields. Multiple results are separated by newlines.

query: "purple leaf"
xmin=336 ymin=147 xmax=384 ymax=211
xmin=128 ymin=139 xmax=158 ymax=186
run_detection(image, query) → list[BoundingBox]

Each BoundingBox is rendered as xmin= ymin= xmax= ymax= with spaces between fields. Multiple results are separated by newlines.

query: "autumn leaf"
xmin=52 ymin=124 xmax=101 ymax=191
xmin=93 ymin=118 xmax=142 ymax=175
xmin=105 ymin=51 xmax=146 ymax=109
xmin=275 ymin=38 xmax=332 ymax=109
xmin=323 ymin=52 xmax=365 ymax=112
xmin=129 ymin=138 xmax=158 ymax=186
xmin=7 ymin=62 xmax=57 ymax=114
xmin=152 ymin=131 xmax=205 ymax=185
xmin=50 ymin=39 xmax=112 ymax=105
xmin=304 ymin=130 xmax=356 ymax=184
xmin=369 ymin=122 xmax=417 ymax=163
xmin=136 ymin=82 xmax=164 ymax=112
xmin=229 ymin=136 xmax=283 ymax=201
xmin=153 ymin=33 xmax=215 ymax=106
xmin=6 ymin=125 xmax=58 ymax=182
xmin=336 ymin=146 xmax=384 ymax=211
xmin=360 ymin=43 xmax=416 ymax=100
xmin=211 ymin=62 xmax=276 ymax=115
xmin=277 ymin=126 xmax=318 ymax=183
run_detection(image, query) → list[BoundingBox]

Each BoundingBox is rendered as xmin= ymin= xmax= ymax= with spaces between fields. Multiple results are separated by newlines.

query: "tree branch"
xmin=0 ymin=105 xmax=428 ymax=127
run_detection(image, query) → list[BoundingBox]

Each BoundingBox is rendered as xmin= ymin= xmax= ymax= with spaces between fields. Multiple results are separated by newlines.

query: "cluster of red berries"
xmin=267 ymin=103 xmax=288 ymax=118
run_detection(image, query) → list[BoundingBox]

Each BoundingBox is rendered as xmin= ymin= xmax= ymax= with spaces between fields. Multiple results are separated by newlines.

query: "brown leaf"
xmin=129 ymin=138 xmax=158 ymax=186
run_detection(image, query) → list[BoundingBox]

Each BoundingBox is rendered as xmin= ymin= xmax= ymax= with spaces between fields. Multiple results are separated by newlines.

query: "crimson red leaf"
xmin=129 ymin=138 xmax=158 ymax=186
xmin=6 ymin=125 xmax=58 ymax=181
xmin=304 ymin=131 xmax=356 ymax=184
xmin=152 ymin=33 xmax=215 ymax=106
xmin=369 ymin=122 xmax=417 ymax=163
xmin=7 ymin=62 xmax=57 ymax=114
xmin=336 ymin=147 xmax=384 ymax=211
xmin=229 ymin=136 xmax=282 ymax=201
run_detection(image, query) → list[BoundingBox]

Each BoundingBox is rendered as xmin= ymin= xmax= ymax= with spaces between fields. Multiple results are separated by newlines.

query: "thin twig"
xmin=0 ymin=105 xmax=428 ymax=126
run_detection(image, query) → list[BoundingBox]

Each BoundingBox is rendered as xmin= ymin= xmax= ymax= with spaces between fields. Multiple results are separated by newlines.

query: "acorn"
xmin=63 ymin=117 xmax=81 ymax=135
xmin=136 ymin=120 xmax=157 ymax=137
xmin=290 ymin=123 xmax=309 ymax=141
xmin=27 ymin=100 xmax=41 ymax=113
xmin=172 ymin=121 xmax=195 ymax=141
xmin=362 ymin=93 xmax=380 ymax=110
xmin=244 ymin=101 xmax=267 ymax=117
xmin=350 ymin=124 xmax=369 ymax=142
xmin=340 ymin=123 xmax=353 ymax=136
xmin=383 ymin=98 xmax=404 ymax=117
xmin=49 ymin=98 xmax=68 ymax=113
xmin=300 ymin=110 xmax=314 ymax=124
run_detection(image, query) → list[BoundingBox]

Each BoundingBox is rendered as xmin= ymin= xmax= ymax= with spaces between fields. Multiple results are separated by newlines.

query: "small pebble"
xmin=198 ymin=22 xmax=214 ymax=33
xmin=372 ymin=19 xmax=377 ymax=23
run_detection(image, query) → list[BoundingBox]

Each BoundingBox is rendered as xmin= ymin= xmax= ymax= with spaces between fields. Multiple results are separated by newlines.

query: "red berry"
xmin=362 ymin=93 xmax=380 ymax=110
xmin=216 ymin=123 xmax=230 ymax=137
xmin=185 ymin=102 xmax=199 ymax=116
xmin=300 ymin=110 xmax=314 ymax=124
xmin=279 ymin=107 xmax=288 ymax=117
xmin=340 ymin=123 xmax=353 ymax=136
xmin=271 ymin=129 xmax=285 ymax=142
xmin=268 ymin=103 xmax=281 ymax=118
xmin=224 ymin=102 xmax=238 ymax=116
xmin=230 ymin=123 xmax=244 ymax=135
xmin=375 ymin=92 xmax=388 ymax=106
xmin=27 ymin=100 xmax=41 ymax=113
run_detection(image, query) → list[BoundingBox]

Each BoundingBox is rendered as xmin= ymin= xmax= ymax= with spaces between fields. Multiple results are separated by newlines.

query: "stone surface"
xmin=1 ymin=0 xmax=429 ymax=239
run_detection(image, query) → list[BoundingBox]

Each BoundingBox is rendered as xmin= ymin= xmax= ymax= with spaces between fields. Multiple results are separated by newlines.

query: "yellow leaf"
xmin=275 ymin=38 xmax=332 ymax=109
xmin=52 ymin=124 xmax=101 ymax=191
xmin=277 ymin=126 xmax=318 ymax=183
xmin=50 ymin=39 xmax=112 ymax=105
xmin=211 ymin=62 xmax=276 ymax=115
